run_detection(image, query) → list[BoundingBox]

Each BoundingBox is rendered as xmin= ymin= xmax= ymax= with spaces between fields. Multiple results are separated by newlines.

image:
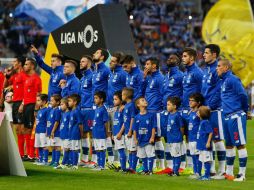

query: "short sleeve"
xmin=55 ymin=108 xmax=62 ymax=122
xmin=103 ymin=108 xmax=109 ymax=123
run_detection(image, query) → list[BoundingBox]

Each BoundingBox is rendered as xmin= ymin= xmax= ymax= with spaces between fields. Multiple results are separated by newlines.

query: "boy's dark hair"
xmin=114 ymin=90 xmax=122 ymax=101
xmin=99 ymin=48 xmax=109 ymax=62
xmin=26 ymin=57 xmax=37 ymax=68
xmin=122 ymin=87 xmax=134 ymax=100
xmin=189 ymin=93 xmax=204 ymax=106
xmin=183 ymin=47 xmax=197 ymax=60
xmin=52 ymin=53 xmax=63 ymax=63
xmin=15 ymin=56 xmax=26 ymax=67
xmin=65 ymin=59 xmax=77 ymax=69
xmin=112 ymin=52 xmax=124 ymax=64
xmin=198 ymin=106 xmax=211 ymax=119
xmin=81 ymin=55 xmax=93 ymax=63
xmin=205 ymin=44 xmax=220 ymax=58
xmin=94 ymin=91 xmax=106 ymax=103
xmin=68 ymin=94 xmax=81 ymax=104
xmin=39 ymin=94 xmax=48 ymax=102
xmin=167 ymin=96 xmax=181 ymax=109
xmin=121 ymin=54 xmax=134 ymax=65
xmin=135 ymin=96 xmax=145 ymax=110
xmin=146 ymin=57 xmax=160 ymax=69
xmin=51 ymin=94 xmax=62 ymax=103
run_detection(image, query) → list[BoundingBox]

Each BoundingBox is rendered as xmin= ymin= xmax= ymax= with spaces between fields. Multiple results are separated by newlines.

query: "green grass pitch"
xmin=1 ymin=121 xmax=254 ymax=190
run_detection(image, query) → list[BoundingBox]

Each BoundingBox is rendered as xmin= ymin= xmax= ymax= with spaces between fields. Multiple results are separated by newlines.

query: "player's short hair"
xmin=189 ymin=93 xmax=204 ymax=106
xmin=205 ymin=44 xmax=220 ymax=58
xmin=135 ymin=96 xmax=145 ymax=110
xmin=51 ymin=94 xmax=62 ymax=103
xmin=112 ymin=52 xmax=124 ymax=64
xmin=94 ymin=91 xmax=106 ymax=103
xmin=146 ymin=57 xmax=160 ymax=69
xmin=26 ymin=57 xmax=37 ymax=68
xmin=183 ymin=47 xmax=197 ymax=60
xmin=114 ymin=90 xmax=122 ymax=101
xmin=122 ymin=87 xmax=134 ymax=100
xmin=98 ymin=48 xmax=109 ymax=62
xmin=81 ymin=55 xmax=93 ymax=63
xmin=121 ymin=54 xmax=134 ymax=65
xmin=198 ymin=106 xmax=211 ymax=119
xmin=218 ymin=58 xmax=232 ymax=70
xmin=65 ymin=59 xmax=77 ymax=69
xmin=61 ymin=97 xmax=68 ymax=106
xmin=51 ymin=53 xmax=63 ymax=63
xmin=68 ymin=94 xmax=81 ymax=104
xmin=167 ymin=96 xmax=181 ymax=109
xmin=38 ymin=94 xmax=48 ymax=102
xmin=15 ymin=56 xmax=26 ymax=67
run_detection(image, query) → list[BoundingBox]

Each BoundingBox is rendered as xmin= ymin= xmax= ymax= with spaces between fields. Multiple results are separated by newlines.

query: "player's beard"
xmin=93 ymin=58 xmax=100 ymax=63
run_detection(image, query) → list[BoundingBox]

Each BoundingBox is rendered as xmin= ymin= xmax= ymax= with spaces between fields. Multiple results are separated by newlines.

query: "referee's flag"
xmin=202 ymin=0 xmax=254 ymax=86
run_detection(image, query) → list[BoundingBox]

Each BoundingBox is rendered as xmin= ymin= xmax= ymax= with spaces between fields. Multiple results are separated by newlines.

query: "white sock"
xmin=226 ymin=148 xmax=236 ymax=176
xmin=238 ymin=148 xmax=248 ymax=176
xmin=215 ymin=141 xmax=226 ymax=174
xmin=82 ymin=138 xmax=90 ymax=162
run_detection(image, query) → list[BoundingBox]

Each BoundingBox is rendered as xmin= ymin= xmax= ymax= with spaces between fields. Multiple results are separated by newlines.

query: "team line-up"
xmin=4 ymin=44 xmax=249 ymax=182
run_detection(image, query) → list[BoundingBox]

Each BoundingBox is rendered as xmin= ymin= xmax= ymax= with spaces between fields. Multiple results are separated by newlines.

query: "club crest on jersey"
xmin=171 ymin=120 xmax=174 ymax=124
xmin=96 ymin=113 xmax=99 ymax=117
xmin=146 ymin=119 xmax=149 ymax=124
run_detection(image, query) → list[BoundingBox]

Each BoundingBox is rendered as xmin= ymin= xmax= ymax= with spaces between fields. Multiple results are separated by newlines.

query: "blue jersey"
xmin=60 ymin=111 xmax=70 ymax=140
xmin=201 ymin=61 xmax=221 ymax=110
xmin=166 ymin=112 xmax=183 ymax=143
xmin=133 ymin=112 xmax=156 ymax=147
xmin=92 ymin=62 xmax=110 ymax=97
xmin=197 ymin=120 xmax=213 ymax=151
xmin=69 ymin=108 xmax=82 ymax=140
xmin=220 ymin=71 xmax=248 ymax=115
xmin=112 ymin=108 xmax=124 ymax=136
xmin=123 ymin=101 xmax=136 ymax=135
xmin=160 ymin=110 xmax=169 ymax=137
xmin=163 ymin=66 xmax=183 ymax=108
xmin=182 ymin=63 xmax=203 ymax=108
xmin=35 ymin=107 xmax=49 ymax=133
xmin=188 ymin=110 xmax=200 ymax=142
xmin=126 ymin=66 xmax=143 ymax=100
xmin=46 ymin=107 xmax=62 ymax=137
xmin=80 ymin=69 xmax=93 ymax=108
xmin=35 ymin=54 xmax=65 ymax=99
xmin=61 ymin=74 xmax=80 ymax=98
xmin=107 ymin=66 xmax=127 ymax=107
xmin=92 ymin=105 xmax=109 ymax=139
xmin=143 ymin=70 xmax=164 ymax=112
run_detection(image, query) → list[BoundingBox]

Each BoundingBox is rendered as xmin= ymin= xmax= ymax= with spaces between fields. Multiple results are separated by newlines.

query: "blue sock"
xmin=173 ymin=157 xmax=181 ymax=174
xmin=107 ymin=147 xmax=114 ymax=157
xmin=197 ymin=160 xmax=202 ymax=176
xmin=118 ymin=149 xmax=126 ymax=170
xmin=100 ymin=151 xmax=106 ymax=168
xmin=72 ymin=151 xmax=79 ymax=166
xmin=39 ymin=148 xmax=43 ymax=162
xmin=96 ymin=151 xmax=100 ymax=167
xmin=204 ymin=162 xmax=211 ymax=178
xmin=62 ymin=150 xmax=69 ymax=165
xmin=82 ymin=147 xmax=89 ymax=156
xmin=55 ymin=150 xmax=61 ymax=164
xmin=217 ymin=151 xmax=226 ymax=161
xmin=148 ymin=157 xmax=155 ymax=172
xmin=51 ymin=149 xmax=56 ymax=163
xmin=180 ymin=154 xmax=186 ymax=162
xmin=155 ymin=150 xmax=164 ymax=159
xmin=69 ymin=150 xmax=73 ymax=165
xmin=191 ymin=155 xmax=197 ymax=173
xmin=129 ymin=153 xmax=133 ymax=169
xmin=43 ymin=149 xmax=49 ymax=163
xmin=142 ymin=158 xmax=148 ymax=172
xmin=132 ymin=152 xmax=138 ymax=170
xmin=226 ymin=155 xmax=235 ymax=165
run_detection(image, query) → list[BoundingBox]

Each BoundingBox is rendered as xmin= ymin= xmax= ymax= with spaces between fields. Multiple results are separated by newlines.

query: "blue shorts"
xmin=224 ymin=111 xmax=247 ymax=147
xmin=210 ymin=110 xmax=224 ymax=141
xmin=80 ymin=108 xmax=95 ymax=132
